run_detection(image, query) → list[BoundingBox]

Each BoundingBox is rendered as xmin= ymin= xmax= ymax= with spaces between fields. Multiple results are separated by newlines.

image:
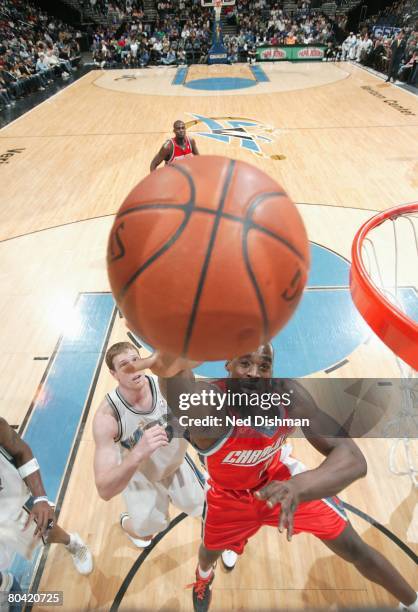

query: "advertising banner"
xmin=256 ymin=45 xmax=326 ymax=61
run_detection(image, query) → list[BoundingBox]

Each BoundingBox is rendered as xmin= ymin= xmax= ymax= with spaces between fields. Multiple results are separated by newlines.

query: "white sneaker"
xmin=221 ymin=549 xmax=237 ymax=571
xmin=120 ymin=513 xmax=153 ymax=548
xmin=66 ymin=533 xmax=93 ymax=575
xmin=0 ymin=572 xmax=14 ymax=591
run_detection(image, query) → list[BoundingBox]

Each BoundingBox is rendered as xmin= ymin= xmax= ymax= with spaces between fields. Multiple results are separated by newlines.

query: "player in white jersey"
xmin=93 ymin=342 xmax=206 ymax=548
xmin=0 ymin=418 xmax=93 ymax=607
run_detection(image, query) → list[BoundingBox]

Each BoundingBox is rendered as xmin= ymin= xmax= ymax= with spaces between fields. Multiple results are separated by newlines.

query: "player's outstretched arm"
xmin=0 ymin=418 xmax=54 ymax=537
xmin=147 ymin=352 xmax=229 ymax=446
xmin=93 ymin=402 xmax=168 ymax=501
xmin=145 ymin=351 xmax=202 ymax=380
xmin=191 ymin=138 xmax=200 ymax=155
xmin=288 ymin=381 xmax=368 ymax=499
xmin=150 ymin=142 xmax=172 ymax=171
xmin=256 ymin=382 xmax=367 ymax=536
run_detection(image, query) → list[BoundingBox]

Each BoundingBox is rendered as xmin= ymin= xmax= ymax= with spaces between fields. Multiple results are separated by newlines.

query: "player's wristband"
xmin=32 ymin=496 xmax=49 ymax=505
xmin=17 ymin=458 xmax=40 ymax=479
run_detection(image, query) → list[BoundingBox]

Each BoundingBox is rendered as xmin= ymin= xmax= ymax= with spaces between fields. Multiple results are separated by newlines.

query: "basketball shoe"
xmin=221 ymin=549 xmax=237 ymax=571
xmin=120 ymin=512 xmax=153 ymax=548
xmin=189 ymin=566 xmax=215 ymax=612
xmin=66 ymin=533 xmax=93 ymax=575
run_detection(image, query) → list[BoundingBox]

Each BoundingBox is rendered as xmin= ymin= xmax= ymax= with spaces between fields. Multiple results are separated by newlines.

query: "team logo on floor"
xmin=185 ymin=114 xmax=285 ymax=160
xmin=114 ymin=74 xmax=138 ymax=81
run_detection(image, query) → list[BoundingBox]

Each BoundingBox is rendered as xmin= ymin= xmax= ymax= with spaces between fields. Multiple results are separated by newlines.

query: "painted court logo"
xmin=114 ymin=74 xmax=138 ymax=81
xmin=185 ymin=114 xmax=285 ymax=160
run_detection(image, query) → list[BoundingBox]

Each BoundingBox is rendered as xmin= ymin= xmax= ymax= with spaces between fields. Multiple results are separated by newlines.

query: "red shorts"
xmin=202 ymin=479 xmax=348 ymax=554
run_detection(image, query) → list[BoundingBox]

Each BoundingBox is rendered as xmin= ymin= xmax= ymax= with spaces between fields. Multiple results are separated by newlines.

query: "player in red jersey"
xmin=150 ymin=120 xmax=199 ymax=171
xmin=144 ymin=346 xmax=418 ymax=612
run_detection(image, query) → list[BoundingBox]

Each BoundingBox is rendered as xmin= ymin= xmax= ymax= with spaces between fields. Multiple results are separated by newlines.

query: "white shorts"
xmin=0 ymin=504 xmax=41 ymax=571
xmin=123 ymin=454 xmax=204 ymax=536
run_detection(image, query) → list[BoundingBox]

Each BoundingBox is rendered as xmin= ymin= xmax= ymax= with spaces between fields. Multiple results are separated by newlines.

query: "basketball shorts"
xmin=0 ymin=501 xmax=42 ymax=571
xmin=202 ymin=459 xmax=348 ymax=554
xmin=123 ymin=453 xmax=205 ymax=535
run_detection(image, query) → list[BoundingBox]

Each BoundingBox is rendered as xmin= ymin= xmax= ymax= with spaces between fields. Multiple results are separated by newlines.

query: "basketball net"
xmin=214 ymin=0 xmax=222 ymax=22
xmin=351 ymin=204 xmax=418 ymax=486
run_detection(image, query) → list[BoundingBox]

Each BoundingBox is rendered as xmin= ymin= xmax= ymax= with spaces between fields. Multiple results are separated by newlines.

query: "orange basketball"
xmin=107 ymin=155 xmax=310 ymax=360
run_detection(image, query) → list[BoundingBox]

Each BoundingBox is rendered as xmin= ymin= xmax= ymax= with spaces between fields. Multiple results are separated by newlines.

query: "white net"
xmin=360 ymin=208 xmax=418 ymax=486
xmin=214 ymin=0 xmax=222 ymax=22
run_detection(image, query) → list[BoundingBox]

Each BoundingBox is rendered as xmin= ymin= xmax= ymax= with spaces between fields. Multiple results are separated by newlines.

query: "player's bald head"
xmin=226 ymin=343 xmax=274 ymax=378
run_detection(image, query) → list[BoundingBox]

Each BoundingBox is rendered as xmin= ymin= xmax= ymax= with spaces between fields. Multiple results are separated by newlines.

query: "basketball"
xmin=5 ymin=0 xmax=418 ymax=601
xmin=107 ymin=155 xmax=310 ymax=360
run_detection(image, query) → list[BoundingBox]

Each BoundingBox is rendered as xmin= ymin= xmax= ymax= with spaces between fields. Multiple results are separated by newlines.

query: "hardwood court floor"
xmin=0 ymin=62 xmax=417 ymax=610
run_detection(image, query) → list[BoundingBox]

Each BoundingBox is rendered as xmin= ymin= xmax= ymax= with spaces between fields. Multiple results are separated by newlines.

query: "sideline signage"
xmin=256 ymin=45 xmax=326 ymax=61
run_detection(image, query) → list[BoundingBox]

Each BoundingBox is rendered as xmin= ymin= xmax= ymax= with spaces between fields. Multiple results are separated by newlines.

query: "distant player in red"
xmin=145 ymin=346 xmax=418 ymax=612
xmin=150 ymin=120 xmax=199 ymax=171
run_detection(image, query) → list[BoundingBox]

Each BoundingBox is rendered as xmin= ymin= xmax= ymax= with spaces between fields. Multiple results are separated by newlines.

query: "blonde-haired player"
xmin=93 ymin=342 xmax=205 ymax=548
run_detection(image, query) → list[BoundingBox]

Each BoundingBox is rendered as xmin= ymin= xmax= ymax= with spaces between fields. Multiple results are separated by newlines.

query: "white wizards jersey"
xmin=0 ymin=445 xmax=30 ymax=522
xmin=106 ymin=375 xmax=188 ymax=482
xmin=0 ymin=446 xmax=43 ymax=570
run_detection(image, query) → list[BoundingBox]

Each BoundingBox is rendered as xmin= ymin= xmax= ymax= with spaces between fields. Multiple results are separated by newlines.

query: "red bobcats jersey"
xmin=196 ymin=381 xmax=349 ymax=553
xmin=198 ymin=381 xmax=295 ymax=491
xmin=166 ymin=137 xmax=193 ymax=164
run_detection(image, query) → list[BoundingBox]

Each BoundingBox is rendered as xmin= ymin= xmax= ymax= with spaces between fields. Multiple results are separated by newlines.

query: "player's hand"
xmin=254 ymin=479 xmax=301 ymax=541
xmin=117 ymin=347 xmax=201 ymax=378
xmin=25 ymin=501 xmax=55 ymax=538
xmin=147 ymin=351 xmax=202 ymax=378
xmin=132 ymin=424 xmax=169 ymax=462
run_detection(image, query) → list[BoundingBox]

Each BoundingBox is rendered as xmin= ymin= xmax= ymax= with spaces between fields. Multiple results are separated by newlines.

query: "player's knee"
xmin=339 ymin=537 xmax=373 ymax=565
xmin=353 ymin=541 xmax=379 ymax=568
xmin=343 ymin=541 xmax=363 ymax=563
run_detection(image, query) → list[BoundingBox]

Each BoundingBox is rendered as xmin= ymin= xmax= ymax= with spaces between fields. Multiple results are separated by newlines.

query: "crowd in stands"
xmin=91 ymin=0 xmax=213 ymax=67
xmin=350 ymin=0 xmax=417 ymax=84
xmin=331 ymin=0 xmax=417 ymax=85
xmin=91 ymin=0 xmax=343 ymax=68
xmin=87 ymin=0 xmax=417 ymax=86
xmin=338 ymin=28 xmax=417 ymax=84
xmin=224 ymin=0 xmax=343 ymax=61
xmin=1 ymin=0 xmax=416 ymax=109
xmin=368 ymin=0 xmax=415 ymax=28
xmin=0 ymin=0 xmax=82 ymax=109
xmin=86 ymin=0 xmax=145 ymax=25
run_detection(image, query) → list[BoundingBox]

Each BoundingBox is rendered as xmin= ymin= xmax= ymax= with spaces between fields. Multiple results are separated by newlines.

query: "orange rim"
xmin=350 ymin=203 xmax=418 ymax=370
